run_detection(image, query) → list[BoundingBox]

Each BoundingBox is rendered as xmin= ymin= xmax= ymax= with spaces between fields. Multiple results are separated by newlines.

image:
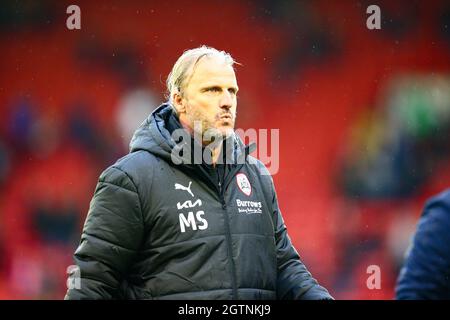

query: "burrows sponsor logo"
xmin=236 ymin=199 xmax=262 ymax=214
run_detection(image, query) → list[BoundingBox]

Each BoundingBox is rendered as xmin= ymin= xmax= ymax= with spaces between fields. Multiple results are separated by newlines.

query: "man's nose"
xmin=219 ymin=91 xmax=233 ymax=110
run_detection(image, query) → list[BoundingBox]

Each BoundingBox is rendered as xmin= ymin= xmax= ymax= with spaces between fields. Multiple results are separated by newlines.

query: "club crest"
xmin=236 ymin=173 xmax=251 ymax=196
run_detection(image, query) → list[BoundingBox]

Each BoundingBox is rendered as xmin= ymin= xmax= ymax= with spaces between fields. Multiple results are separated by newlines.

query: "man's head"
xmin=167 ymin=46 xmax=239 ymax=143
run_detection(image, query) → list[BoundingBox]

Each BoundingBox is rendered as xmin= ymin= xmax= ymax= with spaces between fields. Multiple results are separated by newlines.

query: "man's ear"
xmin=172 ymin=92 xmax=186 ymax=114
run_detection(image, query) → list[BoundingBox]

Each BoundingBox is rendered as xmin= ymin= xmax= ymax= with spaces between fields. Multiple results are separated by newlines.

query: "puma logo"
xmin=174 ymin=181 xmax=194 ymax=198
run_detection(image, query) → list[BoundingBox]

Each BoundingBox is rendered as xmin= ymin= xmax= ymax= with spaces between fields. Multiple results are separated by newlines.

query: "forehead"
xmin=187 ymin=56 xmax=237 ymax=88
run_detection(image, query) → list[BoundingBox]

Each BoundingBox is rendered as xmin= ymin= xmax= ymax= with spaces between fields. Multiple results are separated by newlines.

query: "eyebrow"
xmin=201 ymin=85 xmax=239 ymax=92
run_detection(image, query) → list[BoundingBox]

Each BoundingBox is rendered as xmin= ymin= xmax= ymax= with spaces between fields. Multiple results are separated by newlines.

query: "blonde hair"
xmin=166 ymin=45 xmax=237 ymax=105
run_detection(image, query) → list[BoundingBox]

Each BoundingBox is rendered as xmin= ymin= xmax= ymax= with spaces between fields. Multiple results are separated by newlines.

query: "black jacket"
xmin=65 ymin=103 xmax=332 ymax=300
xmin=396 ymin=188 xmax=450 ymax=299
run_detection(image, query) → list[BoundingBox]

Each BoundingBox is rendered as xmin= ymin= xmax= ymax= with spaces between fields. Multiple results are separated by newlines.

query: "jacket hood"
xmin=129 ymin=103 xmax=178 ymax=162
xmin=129 ymin=103 xmax=255 ymax=164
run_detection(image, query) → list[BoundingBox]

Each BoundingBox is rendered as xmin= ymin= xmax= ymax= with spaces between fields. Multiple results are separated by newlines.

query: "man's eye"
xmin=207 ymin=87 xmax=220 ymax=92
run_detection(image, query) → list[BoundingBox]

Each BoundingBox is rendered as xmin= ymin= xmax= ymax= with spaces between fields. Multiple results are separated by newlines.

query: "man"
xmin=396 ymin=188 xmax=450 ymax=299
xmin=65 ymin=46 xmax=332 ymax=300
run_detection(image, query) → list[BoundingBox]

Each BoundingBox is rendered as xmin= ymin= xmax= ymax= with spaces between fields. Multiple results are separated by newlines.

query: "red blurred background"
xmin=1 ymin=0 xmax=450 ymax=299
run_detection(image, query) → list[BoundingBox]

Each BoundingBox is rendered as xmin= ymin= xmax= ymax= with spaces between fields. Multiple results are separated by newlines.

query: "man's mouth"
xmin=219 ymin=113 xmax=233 ymax=120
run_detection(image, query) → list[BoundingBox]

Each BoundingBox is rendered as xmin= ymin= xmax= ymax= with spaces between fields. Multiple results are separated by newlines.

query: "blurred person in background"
xmin=396 ymin=188 xmax=450 ymax=299
xmin=65 ymin=45 xmax=332 ymax=300
xmin=115 ymin=88 xmax=158 ymax=152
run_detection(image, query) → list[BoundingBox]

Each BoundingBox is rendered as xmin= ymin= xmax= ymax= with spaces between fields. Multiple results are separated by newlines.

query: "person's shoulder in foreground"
xmin=396 ymin=188 xmax=450 ymax=299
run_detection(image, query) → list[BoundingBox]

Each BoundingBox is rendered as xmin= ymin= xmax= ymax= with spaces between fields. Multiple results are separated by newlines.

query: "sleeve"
xmin=395 ymin=195 xmax=450 ymax=299
xmin=271 ymin=183 xmax=334 ymax=300
xmin=65 ymin=166 xmax=144 ymax=300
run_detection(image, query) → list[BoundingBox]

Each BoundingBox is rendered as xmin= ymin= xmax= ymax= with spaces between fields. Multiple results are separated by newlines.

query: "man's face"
xmin=175 ymin=56 xmax=238 ymax=143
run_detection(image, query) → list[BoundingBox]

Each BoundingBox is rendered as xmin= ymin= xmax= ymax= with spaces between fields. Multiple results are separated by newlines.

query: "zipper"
xmin=218 ymin=181 xmax=226 ymax=209
xmin=217 ymin=170 xmax=238 ymax=300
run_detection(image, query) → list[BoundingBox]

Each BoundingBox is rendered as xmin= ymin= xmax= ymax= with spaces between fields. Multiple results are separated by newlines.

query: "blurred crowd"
xmin=1 ymin=0 xmax=450 ymax=299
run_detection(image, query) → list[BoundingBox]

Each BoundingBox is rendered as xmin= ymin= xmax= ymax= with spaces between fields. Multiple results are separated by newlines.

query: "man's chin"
xmin=201 ymin=127 xmax=234 ymax=142
xmin=219 ymin=127 xmax=234 ymax=138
